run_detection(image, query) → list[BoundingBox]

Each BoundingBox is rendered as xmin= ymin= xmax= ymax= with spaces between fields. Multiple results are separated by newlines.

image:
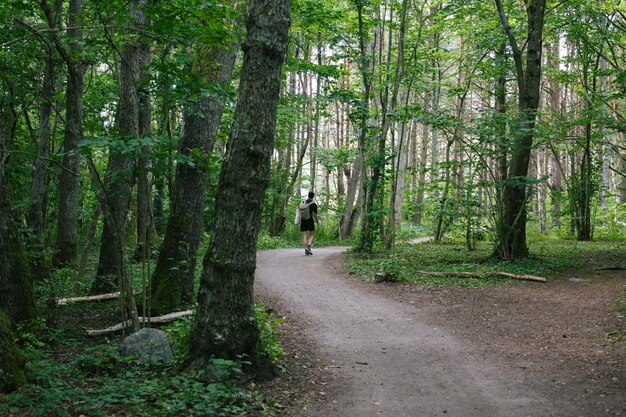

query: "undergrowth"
xmin=1 ymin=300 xmax=284 ymax=417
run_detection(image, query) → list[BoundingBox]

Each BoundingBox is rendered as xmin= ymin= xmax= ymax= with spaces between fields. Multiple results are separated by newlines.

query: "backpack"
xmin=298 ymin=200 xmax=312 ymax=221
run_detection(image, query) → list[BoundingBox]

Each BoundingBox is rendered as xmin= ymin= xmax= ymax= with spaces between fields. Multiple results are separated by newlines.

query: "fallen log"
xmin=56 ymin=291 xmax=123 ymax=306
xmin=415 ymin=271 xmax=546 ymax=282
xmin=86 ymin=310 xmax=193 ymax=336
xmin=493 ymin=272 xmax=546 ymax=282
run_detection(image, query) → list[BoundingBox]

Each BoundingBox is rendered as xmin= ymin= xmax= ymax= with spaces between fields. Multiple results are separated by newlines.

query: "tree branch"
xmin=494 ymin=0 xmax=525 ymax=90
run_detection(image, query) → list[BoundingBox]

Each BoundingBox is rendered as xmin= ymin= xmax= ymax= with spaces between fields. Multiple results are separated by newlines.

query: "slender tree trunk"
xmin=135 ymin=35 xmax=154 ymax=261
xmin=413 ymin=106 xmax=430 ymax=225
xmin=188 ymin=0 xmax=290 ymax=373
xmin=547 ymin=40 xmax=562 ymax=227
xmin=385 ymin=0 xmax=409 ymax=250
xmin=92 ymin=0 xmax=146 ymax=294
xmin=538 ymin=151 xmax=548 ymax=233
xmin=355 ymin=2 xmax=375 ymax=252
xmin=153 ymin=45 xmax=174 ymax=236
xmin=28 ymin=40 xmax=56 ymax=277
xmin=340 ymin=154 xmax=362 ymax=239
xmin=618 ymin=135 xmax=626 ymax=204
xmin=51 ymin=0 xmax=85 ymax=268
xmin=150 ymin=1 xmax=241 ymax=315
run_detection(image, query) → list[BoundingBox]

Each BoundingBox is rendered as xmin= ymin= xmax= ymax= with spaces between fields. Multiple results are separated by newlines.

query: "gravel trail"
xmin=255 ymin=247 xmax=561 ymax=417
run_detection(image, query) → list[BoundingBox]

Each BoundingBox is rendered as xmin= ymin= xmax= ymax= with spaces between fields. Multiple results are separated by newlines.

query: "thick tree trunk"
xmin=0 ymin=310 xmax=27 ymax=392
xmin=53 ymin=0 xmax=85 ymax=268
xmin=150 ymin=4 xmax=240 ymax=315
xmin=494 ymin=0 xmax=546 ymax=259
xmin=0 ymin=181 xmax=36 ymax=324
xmin=188 ymin=0 xmax=290 ymax=373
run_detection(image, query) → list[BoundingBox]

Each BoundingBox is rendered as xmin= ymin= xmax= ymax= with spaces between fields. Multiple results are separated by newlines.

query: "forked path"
xmin=255 ymin=247 xmax=561 ymax=417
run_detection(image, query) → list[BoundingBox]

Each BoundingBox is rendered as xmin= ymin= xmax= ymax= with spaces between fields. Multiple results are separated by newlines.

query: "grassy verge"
xmin=347 ymin=232 xmax=625 ymax=288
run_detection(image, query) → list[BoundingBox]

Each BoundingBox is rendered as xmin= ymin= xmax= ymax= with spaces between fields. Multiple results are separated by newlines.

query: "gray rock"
xmin=118 ymin=328 xmax=174 ymax=362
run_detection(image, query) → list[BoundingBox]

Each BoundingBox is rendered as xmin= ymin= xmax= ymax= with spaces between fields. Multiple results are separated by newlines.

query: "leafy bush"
xmin=256 ymin=304 xmax=284 ymax=361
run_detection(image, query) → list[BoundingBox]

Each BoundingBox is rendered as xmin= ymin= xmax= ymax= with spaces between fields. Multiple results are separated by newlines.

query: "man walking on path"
xmin=299 ymin=191 xmax=320 ymax=255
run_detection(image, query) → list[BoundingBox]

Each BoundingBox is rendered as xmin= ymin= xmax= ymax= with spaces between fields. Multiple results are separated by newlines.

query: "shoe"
xmin=307 ymin=245 xmax=313 ymax=255
xmin=305 ymin=247 xmax=312 ymax=256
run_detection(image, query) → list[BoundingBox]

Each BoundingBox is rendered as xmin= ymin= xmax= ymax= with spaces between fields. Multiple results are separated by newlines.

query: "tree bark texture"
xmin=53 ymin=0 xmax=85 ymax=268
xmin=495 ymin=0 xmax=546 ymax=259
xmin=150 ymin=3 xmax=240 ymax=315
xmin=135 ymin=34 xmax=154 ymax=261
xmin=0 ymin=182 xmax=36 ymax=324
xmin=188 ymin=0 xmax=290 ymax=370
xmin=0 ymin=310 xmax=27 ymax=393
xmin=28 ymin=41 xmax=56 ymax=277
xmin=92 ymin=0 xmax=146 ymax=294
xmin=340 ymin=154 xmax=362 ymax=239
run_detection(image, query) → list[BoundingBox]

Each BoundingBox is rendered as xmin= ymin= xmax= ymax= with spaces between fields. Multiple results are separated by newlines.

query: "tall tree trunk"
xmin=188 ymin=0 xmax=290 ymax=373
xmin=91 ymin=0 xmax=146 ymax=294
xmin=385 ymin=0 xmax=409 ymax=250
xmin=618 ymin=135 xmax=626 ymax=204
xmin=494 ymin=0 xmax=546 ymax=260
xmin=28 ymin=36 xmax=57 ymax=277
xmin=135 ymin=34 xmax=154 ymax=261
xmin=50 ymin=0 xmax=85 ymax=268
xmin=150 ymin=1 xmax=241 ymax=315
xmin=340 ymin=154 xmax=363 ymax=239
xmin=413 ymin=104 xmax=430 ymax=225
xmin=355 ymin=2 xmax=375 ymax=252
xmin=153 ymin=45 xmax=174 ymax=236
xmin=547 ymin=40 xmax=562 ymax=227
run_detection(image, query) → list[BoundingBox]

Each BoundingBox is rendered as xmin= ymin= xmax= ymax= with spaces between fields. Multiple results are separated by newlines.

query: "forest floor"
xmin=254 ymin=245 xmax=625 ymax=417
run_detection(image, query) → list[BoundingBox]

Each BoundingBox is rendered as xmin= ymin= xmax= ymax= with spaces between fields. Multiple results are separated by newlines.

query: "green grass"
xmin=347 ymin=231 xmax=625 ymax=288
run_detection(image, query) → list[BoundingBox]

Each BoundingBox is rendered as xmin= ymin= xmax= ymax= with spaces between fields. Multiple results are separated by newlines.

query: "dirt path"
xmin=254 ymin=246 xmax=583 ymax=417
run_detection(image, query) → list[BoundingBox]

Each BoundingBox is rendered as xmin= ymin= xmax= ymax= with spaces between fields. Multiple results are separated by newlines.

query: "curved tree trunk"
xmin=149 ymin=1 xmax=241 ymax=315
xmin=188 ymin=0 xmax=290 ymax=373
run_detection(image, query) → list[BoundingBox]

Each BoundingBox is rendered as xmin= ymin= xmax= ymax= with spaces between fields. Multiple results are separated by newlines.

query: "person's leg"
xmin=303 ymin=231 xmax=309 ymax=252
xmin=308 ymin=231 xmax=315 ymax=249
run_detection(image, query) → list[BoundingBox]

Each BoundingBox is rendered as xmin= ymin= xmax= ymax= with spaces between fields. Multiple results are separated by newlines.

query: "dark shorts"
xmin=300 ymin=218 xmax=315 ymax=232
